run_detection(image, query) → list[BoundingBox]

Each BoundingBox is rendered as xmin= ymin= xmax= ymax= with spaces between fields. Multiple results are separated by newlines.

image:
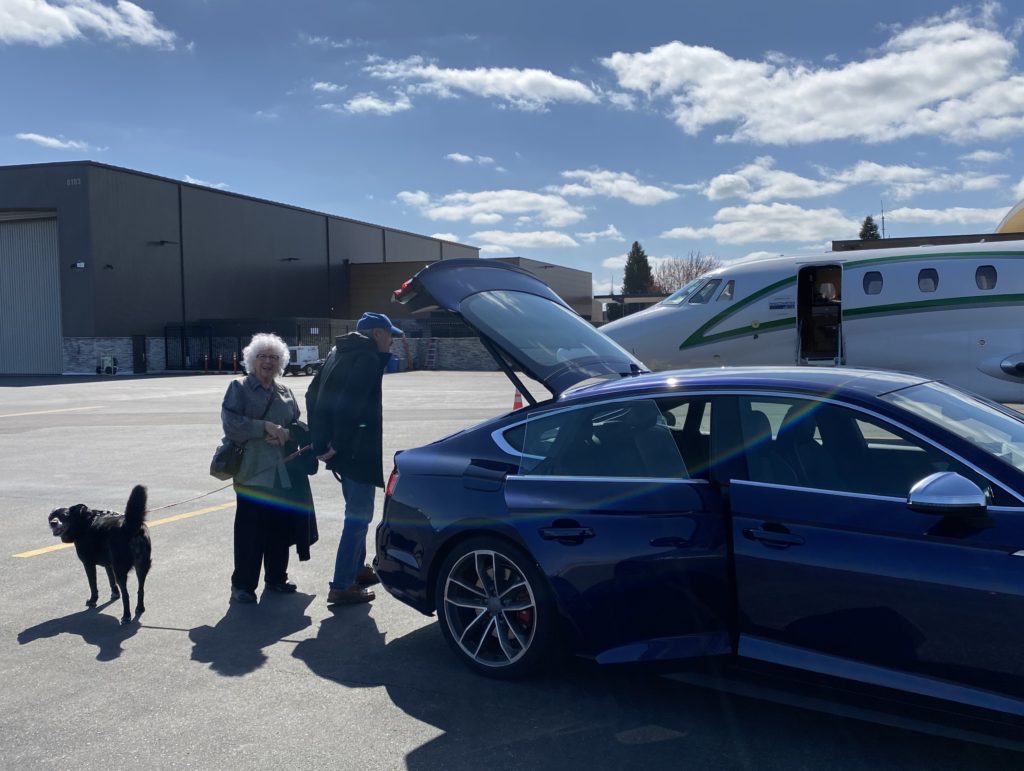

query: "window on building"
xmin=918 ymin=268 xmax=938 ymax=293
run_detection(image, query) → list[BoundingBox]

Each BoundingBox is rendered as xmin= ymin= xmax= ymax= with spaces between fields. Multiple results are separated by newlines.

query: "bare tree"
xmin=652 ymin=251 xmax=722 ymax=292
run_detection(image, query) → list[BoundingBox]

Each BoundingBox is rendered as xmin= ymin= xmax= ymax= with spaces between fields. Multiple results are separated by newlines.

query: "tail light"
xmin=385 ymin=468 xmax=399 ymax=497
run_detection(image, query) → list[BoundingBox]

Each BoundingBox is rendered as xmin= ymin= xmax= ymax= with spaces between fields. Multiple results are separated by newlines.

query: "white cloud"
xmin=0 ymin=0 xmax=175 ymax=49
xmin=832 ymin=160 xmax=1004 ymax=198
xmin=705 ymin=156 xmax=845 ymax=201
xmin=469 ymin=230 xmax=579 ymax=249
xmin=885 ymin=206 xmax=1010 ymax=226
xmin=300 ymin=34 xmax=358 ymax=49
xmin=397 ymin=188 xmax=586 ymax=228
xmin=576 ymin=224 xmax=626 ymax=243
xmin=550 ymin=169 xmax=677 ymax=205
xmin=959 ymin=149 xmax=1009 ymax=163
xmin=430 ymin=232 xmax=460 ymax=242
xmin=254 ymin=109 xmax=279 ymax=120
xmin=602 ymin=7 xmax=1024 ymax=144
xmin=364 ymin=55 xmax=598 ymax=111
xmin=1015 ymin=177 xmax=1024 ymax=200
xmin=343 ymin=91 xmax=412 ymax=115
xmin=312 ymin=81 xmax=346 ymax=93
xmin=445 ymin=152 xmax=496 ymax=165
xmin=183 ymin=175 xmax=229 ymax=190
xmin=15 ymin=132 xmax=89 ymax=150
xmin=662 ymin=202 xmax=859 ymax=244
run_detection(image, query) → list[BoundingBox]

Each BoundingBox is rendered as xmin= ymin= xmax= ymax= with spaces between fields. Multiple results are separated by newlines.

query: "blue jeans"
xmin=330 ymin=476 xmax=376 ymax=590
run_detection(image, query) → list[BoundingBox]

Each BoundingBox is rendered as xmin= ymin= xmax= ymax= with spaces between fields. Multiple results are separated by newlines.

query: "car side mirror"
xmin=907 ymin=472 xmax=988 ymax=517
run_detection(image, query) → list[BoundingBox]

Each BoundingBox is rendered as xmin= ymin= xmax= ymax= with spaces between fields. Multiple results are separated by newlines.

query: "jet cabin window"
xmin=688 ymin=279 xmax=722 ymax=304
xmin=661 ymin=278 xmax=705 ymax=306
xmin=717 ymin=280 xmax=735 ymax=301
xmin=918 ymin=268 xmax=939 ymax=292
xmin=862 ymin=271 xmax=883 ymax=295
xmin=976 ymin=265 xmax=997 ymax=290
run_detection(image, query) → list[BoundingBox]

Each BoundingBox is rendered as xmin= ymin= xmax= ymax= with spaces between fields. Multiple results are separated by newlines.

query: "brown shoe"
xmin=327 ymin=585 xmax=375 ymax=605
xmin=357 ymin=565 xmax=380 ymax=586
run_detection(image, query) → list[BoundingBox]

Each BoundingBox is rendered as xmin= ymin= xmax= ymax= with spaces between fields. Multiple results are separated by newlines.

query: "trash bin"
xmin=386 ymin=354 xmax=399 ymax=374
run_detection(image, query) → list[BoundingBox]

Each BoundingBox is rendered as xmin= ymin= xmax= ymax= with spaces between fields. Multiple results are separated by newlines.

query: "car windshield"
xmin=881 ymin=381 xmax=1024 ymax=474
xmin=660 ymin=278 xmax=706 ymax=306
xmin=460 ymin=290 xmax=644 ymax=384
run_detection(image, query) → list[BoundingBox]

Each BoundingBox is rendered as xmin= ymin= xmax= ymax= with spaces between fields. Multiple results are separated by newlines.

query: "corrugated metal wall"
xmin=0 ymin=218 xmax=62 ymax=374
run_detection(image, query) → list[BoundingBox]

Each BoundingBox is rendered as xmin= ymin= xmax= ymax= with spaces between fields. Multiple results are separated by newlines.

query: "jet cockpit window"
xmin=688 ymin=279 xmax=722 ymax=304
xmin=660 ymin=278 xmax=705 ymax=306
xmin=716 ymin=280 xmax=735 ymax=301
xmin=918 ymin=268 xmax=939 ymax=293
xmin=976 ymin=265 xmax=997 ymax=290
xmin=863 ymin=271 xmax=883 ymax=295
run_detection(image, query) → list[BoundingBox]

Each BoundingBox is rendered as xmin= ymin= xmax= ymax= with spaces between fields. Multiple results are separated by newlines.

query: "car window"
xmin=514 ymin=399 xmax=688 ymax=479
xmin=737 ymin=396 xmax=991 ymax=498
xmin=460 ymin=290 xmax=643 ymax=386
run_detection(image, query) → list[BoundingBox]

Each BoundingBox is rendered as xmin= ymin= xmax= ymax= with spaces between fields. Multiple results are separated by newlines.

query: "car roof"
xmin=561 ymin=366 xmax=931 ymax=403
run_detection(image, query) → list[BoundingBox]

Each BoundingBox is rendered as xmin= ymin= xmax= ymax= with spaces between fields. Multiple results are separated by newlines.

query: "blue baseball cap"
xmin=356 ymin=311 xmax=403 ymax=336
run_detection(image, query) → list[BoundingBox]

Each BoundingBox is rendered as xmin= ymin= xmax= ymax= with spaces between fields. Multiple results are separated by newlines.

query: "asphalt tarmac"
xmin=1 ymin=372 xmax=1019 ymax=769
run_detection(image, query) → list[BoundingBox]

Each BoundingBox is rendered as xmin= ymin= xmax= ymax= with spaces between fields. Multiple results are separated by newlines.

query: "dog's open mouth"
xmin=49 ymin=518 xmax=68 ymax=537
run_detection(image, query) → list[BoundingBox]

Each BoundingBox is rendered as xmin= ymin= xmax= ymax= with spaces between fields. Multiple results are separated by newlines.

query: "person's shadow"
xmin=291 ymin=602 xmax=389 ymax=687
xmin=189 ymin=592 xmax=314 ymax=676
xmin=17 ymin=601 xmax=140 ymax=661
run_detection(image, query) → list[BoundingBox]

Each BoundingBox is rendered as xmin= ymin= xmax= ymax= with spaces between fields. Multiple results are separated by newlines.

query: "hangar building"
xmin=0 ymin=161 xmax=481 ymax=375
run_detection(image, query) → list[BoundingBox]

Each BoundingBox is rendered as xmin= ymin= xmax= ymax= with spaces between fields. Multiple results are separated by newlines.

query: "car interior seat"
xmin=742 ymin=408 xmax=797 ymax=485
xmin=775 ymin=405 xmax=837 ymax=488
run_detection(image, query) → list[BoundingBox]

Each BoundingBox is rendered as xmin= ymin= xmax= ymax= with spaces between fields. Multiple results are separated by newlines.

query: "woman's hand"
xmin=264 ymin=422 xmax=290 ymax=445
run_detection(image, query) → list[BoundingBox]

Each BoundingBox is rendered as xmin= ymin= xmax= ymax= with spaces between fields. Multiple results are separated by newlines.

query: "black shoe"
xmin=230 ymin=587 xmax=257 ymax=604
xmin=264 ymin=581 xmax=297 ymax=594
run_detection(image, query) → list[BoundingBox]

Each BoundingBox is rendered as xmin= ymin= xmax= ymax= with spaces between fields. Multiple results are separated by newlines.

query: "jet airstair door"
xmin=797 ymin=265 xmax=843 ymax=366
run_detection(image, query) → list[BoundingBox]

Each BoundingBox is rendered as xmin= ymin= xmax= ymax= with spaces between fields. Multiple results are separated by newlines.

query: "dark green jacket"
xmin=307 ymin=333 xmax=390 ymax=487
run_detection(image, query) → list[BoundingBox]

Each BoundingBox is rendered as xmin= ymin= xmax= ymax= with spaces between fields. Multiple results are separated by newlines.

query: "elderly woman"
xmin=220 ymin=333 xmax=304 ymax=603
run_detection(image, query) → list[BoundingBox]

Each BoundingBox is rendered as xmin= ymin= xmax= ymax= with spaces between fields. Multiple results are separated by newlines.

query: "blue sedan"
xmin=375 ymin=259 xmax=1024 ymax=726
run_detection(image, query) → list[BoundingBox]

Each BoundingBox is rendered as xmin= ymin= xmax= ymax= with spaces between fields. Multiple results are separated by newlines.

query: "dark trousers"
xmin=231 ymin=487 xmax=291 ymax=592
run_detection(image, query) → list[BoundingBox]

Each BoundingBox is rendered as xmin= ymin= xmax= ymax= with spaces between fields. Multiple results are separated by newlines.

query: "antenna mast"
xmin=880 ymin=199 xmax=886 ymax=239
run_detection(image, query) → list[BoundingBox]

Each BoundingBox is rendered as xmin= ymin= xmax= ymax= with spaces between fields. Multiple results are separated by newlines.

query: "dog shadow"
xmin=17 ymin=601 xmax=140 ymax=661
xmin=189 ymin=591 xmax=314 ymax=677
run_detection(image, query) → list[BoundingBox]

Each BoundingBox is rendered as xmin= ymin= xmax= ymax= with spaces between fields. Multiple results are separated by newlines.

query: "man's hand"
xmin=317 ymin=445 xmax=337 ymax=462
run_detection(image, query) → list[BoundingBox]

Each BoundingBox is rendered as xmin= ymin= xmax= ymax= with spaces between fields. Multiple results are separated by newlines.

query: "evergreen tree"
xmin=622 ymin=241 xmax=654 ymax=294
xmin=859 ymin=215 xmax=881 ymax=240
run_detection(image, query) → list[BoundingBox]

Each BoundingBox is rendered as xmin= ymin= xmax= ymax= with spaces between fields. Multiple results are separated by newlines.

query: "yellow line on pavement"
xmin=13 ymin=501 xmax=234 ymax=558
xmin=0 ymin=406 xmax=102 ymax=419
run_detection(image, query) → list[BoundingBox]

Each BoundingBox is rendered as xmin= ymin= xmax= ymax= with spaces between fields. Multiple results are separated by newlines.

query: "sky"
xmin=2 ymin=0 xmax=1024 ymax=294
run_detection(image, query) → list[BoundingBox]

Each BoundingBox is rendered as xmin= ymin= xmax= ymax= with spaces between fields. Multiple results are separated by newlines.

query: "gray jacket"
xmin=221 ymin=375 xmax=300 ymax=489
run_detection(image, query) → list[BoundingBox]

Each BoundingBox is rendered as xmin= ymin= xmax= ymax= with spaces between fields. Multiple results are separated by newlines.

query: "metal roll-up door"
xmin=0 ymin=218 xmax=63 ymax=374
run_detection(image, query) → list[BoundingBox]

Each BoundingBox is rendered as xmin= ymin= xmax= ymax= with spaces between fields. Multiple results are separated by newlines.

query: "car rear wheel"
xmin=435 ymin=537 xmax=553 ymax=679
xmin=304 ymin=364 xmax=316 ymax=376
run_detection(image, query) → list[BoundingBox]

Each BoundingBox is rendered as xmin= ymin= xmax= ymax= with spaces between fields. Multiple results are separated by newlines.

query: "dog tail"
xmin=124 ymin=485 xmax=148 ymax=531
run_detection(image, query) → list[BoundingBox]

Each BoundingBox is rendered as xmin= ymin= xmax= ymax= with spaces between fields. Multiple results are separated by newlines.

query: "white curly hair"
xmin=242 ymin=333 xmax=290 ymax=377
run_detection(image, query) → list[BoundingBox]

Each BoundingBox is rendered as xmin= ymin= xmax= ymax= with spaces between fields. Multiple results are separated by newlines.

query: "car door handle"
xmin=742 ymin=528 xmax=804 ymax=547
xmin=539 ymin=526 xmax=595 ymax=544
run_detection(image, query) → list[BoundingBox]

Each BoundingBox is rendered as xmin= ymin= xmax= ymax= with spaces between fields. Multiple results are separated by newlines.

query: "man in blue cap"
xmin=307 ymin=311 xmax=403 ymax=604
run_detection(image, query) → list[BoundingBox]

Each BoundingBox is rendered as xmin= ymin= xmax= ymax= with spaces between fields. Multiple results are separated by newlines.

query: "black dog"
xmin=48 ymin=485 xmax=152 ymax=625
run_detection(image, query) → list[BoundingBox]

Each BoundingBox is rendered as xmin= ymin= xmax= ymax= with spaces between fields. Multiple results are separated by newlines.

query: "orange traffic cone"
xmin=512 ymin=390 xmax=524 ymax=410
